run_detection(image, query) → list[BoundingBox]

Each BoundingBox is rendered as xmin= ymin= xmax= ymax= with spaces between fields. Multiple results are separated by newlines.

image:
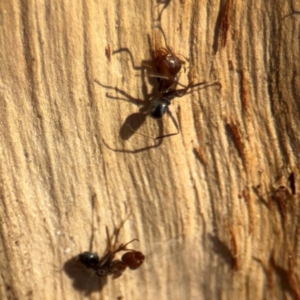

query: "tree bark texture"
xmin=1 ymin=0 xmax=300 ymax=299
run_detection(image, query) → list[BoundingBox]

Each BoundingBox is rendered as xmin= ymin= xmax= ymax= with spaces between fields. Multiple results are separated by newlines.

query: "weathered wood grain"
xmin=1 ymin=0 xmax=300 ymax=299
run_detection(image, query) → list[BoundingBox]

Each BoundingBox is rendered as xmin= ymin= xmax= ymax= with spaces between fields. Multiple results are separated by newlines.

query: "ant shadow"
xmin=207 ymin=233 xmax=235 ymax=269
xmin=63 ymin=256 xmax=107 ymax=296
xmin=63 ymin=194 xmax=107 ymax=295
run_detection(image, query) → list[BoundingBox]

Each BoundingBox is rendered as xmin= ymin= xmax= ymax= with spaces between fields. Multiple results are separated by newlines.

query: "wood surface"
xmin=1 ymin=0 xmax=300 ymax=299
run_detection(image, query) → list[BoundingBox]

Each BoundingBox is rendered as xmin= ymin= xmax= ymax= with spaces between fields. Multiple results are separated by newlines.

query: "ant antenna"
xmin=152 ymin=25 xmax=171 ymax=51
xmin=152 ymin=25 xmax=188 ymax=61
xmin=125 ymin=124 xmax=156 ymax=140
xmin=110 ymin=211 xmax=132 ymax=250
xmin=113 ymin=239 xmax=139 ymax=254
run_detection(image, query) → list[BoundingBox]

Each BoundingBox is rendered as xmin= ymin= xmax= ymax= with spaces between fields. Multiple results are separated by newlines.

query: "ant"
xmin=96 ymin=26 xmax=220 ymax=141
xmin=144 ymin=26 xmax=221 ymax=137
xmin=78 ymin=226 xmax=145 ymax=279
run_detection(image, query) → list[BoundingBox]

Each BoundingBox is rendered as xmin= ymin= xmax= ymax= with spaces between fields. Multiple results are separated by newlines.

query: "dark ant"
xmin=78 ymin=226 xmax=145 ymax=279
xmin=147 ymin=75 xmax=216 ymax=138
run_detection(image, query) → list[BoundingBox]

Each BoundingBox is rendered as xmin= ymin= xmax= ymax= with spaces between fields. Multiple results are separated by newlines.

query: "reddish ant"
xmin=143 ymin=26 xmax=221 ymax=137
xmin=95 ymin=26 xmax=220 ymax=141
xmin=78 ymin=226 xmax=145 ymax=279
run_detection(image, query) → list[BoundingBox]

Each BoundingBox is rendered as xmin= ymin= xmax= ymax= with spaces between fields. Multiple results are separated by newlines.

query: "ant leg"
xmin=94 ymin=79 xmax=144 ymax=106
xmin=113 ymin=239 xmax=139 ymax=254
xmin=174 ymin=80 xmax=221 ymax=98
xmin=185 ymin=71 xmax=222 ymax=91
xmin=112 ymin=48 xmax=143 ymax=71
xmin=174 ymin=81 xmax=207 ymax=97
xmin=88 ymin=194 xmax=98 ymax=252
xmin=105 ymin=93 xmax=144 ymax=107
xmin=152 ymin=25 xmax=170 ymax=51
xmin=155 ymin=107 xmax=179 ymax=140
xmin=125 ymin=109 xmax=179 ymax=140
xmin=148 ymin=73 xmax=192 ymax=90
xmin=125 ymin=124 xmax=158 ymax=141
xmin=112 ymin=46 xmax=154 ymax=101
xmin=152 ymin=25 xmax=189 ymax=62
xmin=142 ymin=62 xmax=156 ymax=70
xmin=111 ymin=213 xmax=131 ymax=251
xmin=95 ymin=227 xmax=113 ymax=267
xmin=188 ymin=80 xmax=222 ymax=92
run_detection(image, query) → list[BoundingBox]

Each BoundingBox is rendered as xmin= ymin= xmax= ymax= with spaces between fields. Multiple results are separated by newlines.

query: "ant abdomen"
xmin=148 ymin=98 xmax=170 ymax=119
xmin=78 ymin=251 xmax=100 ymax=269
xmin=122 ymin=251 xmax=145 ymax=270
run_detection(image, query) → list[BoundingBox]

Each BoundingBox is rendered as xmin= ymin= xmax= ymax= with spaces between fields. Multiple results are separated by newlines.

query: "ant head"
xmin=154 ymin=48 xmax=182 ymax=78
xmin=149 ymin=97 xmax=170 ymax=119
xmin=165 ymin=54 xmax=182 ymax=76
xmin=122 ymin=251 xmax=145 ymax=270
xmin=78 ymin=251 xmax=100 ymax=269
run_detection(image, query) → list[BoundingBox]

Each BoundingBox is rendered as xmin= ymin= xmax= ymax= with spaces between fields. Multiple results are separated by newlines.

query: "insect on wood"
xmin=78 ymin=226 xmax=145 ymax=279
xmin=95 ymin=26 xmax=220 ymax=141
